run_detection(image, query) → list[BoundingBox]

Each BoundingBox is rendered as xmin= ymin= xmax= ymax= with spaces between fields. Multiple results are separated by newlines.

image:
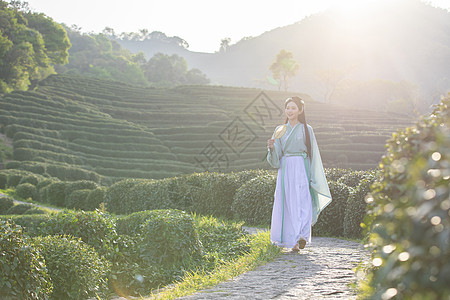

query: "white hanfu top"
xmin=267 ymin=122 xmax=332 ymax=225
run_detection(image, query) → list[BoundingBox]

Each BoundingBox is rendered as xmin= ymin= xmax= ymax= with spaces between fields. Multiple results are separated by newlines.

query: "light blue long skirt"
xmin=270 ymin=156 xmax=312 ymax=248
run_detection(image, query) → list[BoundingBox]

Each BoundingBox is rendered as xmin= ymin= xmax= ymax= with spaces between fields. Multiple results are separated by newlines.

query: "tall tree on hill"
xmin=0 ymin=0 xmax=71 ymax=93
xmin=270 ymin=50 xmax=299 ymax=91
xmin=144 ymin=53 xmax=209 ymax=87
xmin=220 ymin=38 xmax=231 ymax=53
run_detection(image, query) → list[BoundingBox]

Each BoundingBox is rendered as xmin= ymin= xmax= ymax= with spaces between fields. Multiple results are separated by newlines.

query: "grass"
xmin=145 ymin=230 xmax=281 ymax=300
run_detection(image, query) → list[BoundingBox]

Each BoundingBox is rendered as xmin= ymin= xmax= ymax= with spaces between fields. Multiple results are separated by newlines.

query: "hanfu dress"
xmin=267 ymin=122 xmax=332 ymax=248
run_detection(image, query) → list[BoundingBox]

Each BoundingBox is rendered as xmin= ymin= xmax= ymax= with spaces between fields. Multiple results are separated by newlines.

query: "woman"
xmin=267 ymin=96 xmax=332 ymax=251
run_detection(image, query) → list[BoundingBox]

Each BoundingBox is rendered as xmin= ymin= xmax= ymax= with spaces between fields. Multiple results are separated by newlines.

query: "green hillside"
xmin=0 ymin=74 xmax=412 ymax=185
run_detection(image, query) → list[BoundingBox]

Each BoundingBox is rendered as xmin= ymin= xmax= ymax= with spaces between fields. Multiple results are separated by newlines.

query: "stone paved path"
xmin=177 ymin=227 xmax=369 ymax=300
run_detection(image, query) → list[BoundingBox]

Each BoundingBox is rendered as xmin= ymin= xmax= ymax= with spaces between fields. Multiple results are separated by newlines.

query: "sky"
xmin=24 ymin=0 xmax=450 ymax=53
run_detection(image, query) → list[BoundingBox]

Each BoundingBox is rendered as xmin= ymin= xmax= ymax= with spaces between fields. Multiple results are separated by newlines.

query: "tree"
xmin=0 ymin=1 xmax=71 ymax=93
xmin=55 ymin=27 xmax=148 ymax=86
xmin=144 ymin=53 xmax=209 ymax=87
xmin=270 ymin=50 xmax=299 ymax=91
xmin=220 ymin=37 xmax=231 ymax=53
xmin=25 ymin=12 xmax=71 ymax=65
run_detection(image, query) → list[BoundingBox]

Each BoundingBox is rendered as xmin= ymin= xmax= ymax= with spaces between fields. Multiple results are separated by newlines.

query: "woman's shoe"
xmin=291 ymin=243 xmax=300 ymax=252
xmin=298 ymin=238 xmax=306 ymax=249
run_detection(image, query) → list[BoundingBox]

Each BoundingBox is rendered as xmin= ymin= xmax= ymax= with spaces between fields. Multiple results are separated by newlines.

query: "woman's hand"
xmin=267 ymin=138 xmax=275 ymax=151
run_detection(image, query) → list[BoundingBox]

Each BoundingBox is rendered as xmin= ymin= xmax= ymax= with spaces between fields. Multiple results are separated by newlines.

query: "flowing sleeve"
xmin=266 ymin=127 xmax=283 ymax=169
xmin=307 ymin=125 xmax=332 ymax=226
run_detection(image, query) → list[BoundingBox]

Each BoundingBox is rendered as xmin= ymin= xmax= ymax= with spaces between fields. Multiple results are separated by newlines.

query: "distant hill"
xmin=114 ymin=0 xmax=450 ymax=109
xmin=0 ymin=75 xmax=412 ymax=184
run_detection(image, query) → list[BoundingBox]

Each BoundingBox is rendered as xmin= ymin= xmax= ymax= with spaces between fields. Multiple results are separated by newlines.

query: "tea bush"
xmin=63 ymin=180 xmax=98 ymax=201
xmin=194 ymin=214 xmax=251 ymax=262
xmin=313 ymin=181 xmax=352 ymax=237
xmin=0 ymin=214 xmax=51 ymax=237
xmin=0 ymin=196 xmax=14 ymax=214
xmin=65 ymin=189 xmax=91 ymax=210
xmin=104 ymin=178 xmax=147 ymax=214
xmin=15 ymin=183 xmax=37 ymax=200
xmin=138 ymin=209 xmax=202 ymax=266
xmin=177 ymin=172 xmax=240 ymax=219
xmin=33 ymin=235 xmax=110 ymax=299
xmin=18 ymin=174 xmax=42 ymax=186
xmin=0 ymin=221 xmax=53 ymax=299
xmin=337 ymin=169 xmax=376 ymax=188
xmin=85 ymin=187 xmax=106 ymax=211
xmin=43 ymin=181 xmax=67 ymax=206
xmin=6 ymin=203 xmax=34 ymax=215
xmin=231 ymin=174 xmax=276 ymax=225
xmin=325 ymin=167 xmax=353 ymax=182
xmin=0 ymin=172 xmax=7 ymax=189
xmin=343 ymin=175 xmax=377 ymax=239
xmin=40 ymin=210 xmax=117 ymax=257
xmin=23 ymin=207 xmax=46 ymax=215
xmin=362 ymin=95 xmax=450 ymax=299
xmin=111 ymin=210 xmax=204 ymax=296
xmin=116 ymin=210 xmax=156 ymax=236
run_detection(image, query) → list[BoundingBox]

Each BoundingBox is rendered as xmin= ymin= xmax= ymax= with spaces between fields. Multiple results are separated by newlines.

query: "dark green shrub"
xmin=116 ymin=210 xmax=156 ymax=236
xmin=232 ymin=169 xmax=272 ymax=188
xmin=343 ymin=175 xmax=377 ymax=239
xmin=337 ymin=169 xmax=376 ymax=188
xmin=111 ymin=210 xmax=204 ymax=296
xmin=138 ymin=209 xmax=202 ymax=266
xmin=0 ymin=173 xmax=7 ymax=189
xmin=0 ymin=221 xmax=53 ymax=299
xmin=41 ymin=210 xmax=116 ymax=257
xmin=0 ymin=196 xmax=14 ymax=214
xmin=35 ymin=179 xmax=57 ymax=202
xmin=324 ymin=167 xmax=353 ymax=182
xmin=65 ymin=189 xmax=91 ymax=210
xmin=0 ymin=214 xmax=51 ymax=237
xmin=231 ymin=174 xmax=276 ymax=225
xmin=108 ymin=234 xmax=170 ymax=296
xmin=63 ymin=180 xmax=98 ymax=200
xmin=33 ymin=235 xmax=110 ymax=299
xmin=23 ymin=207 xmax=46 ymax=215
xmin=85 ymin=187 xmax=106 ymax=211
xmin=15 ymin=183 xmax=37 ymax=200
xmin=18 ymin=175 xmax=41 ymax=186
xmin=362 ymin=95 xmax=450 ymax=299
xmin=180 ymin=172 xmax=240 ymax=219
xmin=44 ymin=181 xmax=67 ymax=206
xmin=6 ymin=172 xmax=25 ymax=187
xmin=127 ymin=179 xmax=174 ymax=213
xmin=105 ymin=178 xmax=147 ymax=214
xmin=6 ymin=203 xmax=34 ymax=215
xmin=312 ymin=181 xmax=352 ymax=237
xmin=195 ymin=214 xmax=251 ymax=262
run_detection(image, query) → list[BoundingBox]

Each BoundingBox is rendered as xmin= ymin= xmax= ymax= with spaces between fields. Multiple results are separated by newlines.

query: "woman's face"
xmin=285 ymin=101 xmax=303 ymax=121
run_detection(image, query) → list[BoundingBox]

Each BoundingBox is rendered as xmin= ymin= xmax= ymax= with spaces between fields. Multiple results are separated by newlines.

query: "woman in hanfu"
xmin=266 ymin=96 xmax=332 ymax=252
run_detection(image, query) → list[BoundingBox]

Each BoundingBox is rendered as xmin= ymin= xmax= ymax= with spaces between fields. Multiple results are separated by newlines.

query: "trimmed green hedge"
xmin=231 ymin=174 xmax=276 ymax=225
xmin=0 ymin=221 xmax=53 ymax=299
xmin=313 ymin=181 xmax=352 ymax=237
xmin=0 ymin=196 xmax=14 ymax=214
xmin=343 ymin=175 xmax=377 ymax=239
xmin=15 ymin=183 xmax=37 ymax=200
xmin=32 ymin=235 xmax=110 ymax=299
xmin=6 ymin=203 xmax=34 ymax=215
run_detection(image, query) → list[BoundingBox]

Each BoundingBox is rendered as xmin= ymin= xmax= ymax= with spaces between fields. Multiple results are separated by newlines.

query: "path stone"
xmin=178 ymin=228 xmax=369 ymax=300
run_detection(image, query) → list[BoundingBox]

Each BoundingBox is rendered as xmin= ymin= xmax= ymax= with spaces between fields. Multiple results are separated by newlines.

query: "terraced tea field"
xmin=0 ymin=75 xmax=412 ymax=184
